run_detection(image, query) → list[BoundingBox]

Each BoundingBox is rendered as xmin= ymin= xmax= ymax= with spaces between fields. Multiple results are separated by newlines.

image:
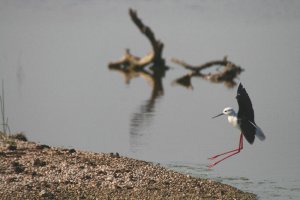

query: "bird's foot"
xmin=207 ymin=163 xmax=217 ymax=168
xmin=208 ymin=155 xmax=219 ymax=160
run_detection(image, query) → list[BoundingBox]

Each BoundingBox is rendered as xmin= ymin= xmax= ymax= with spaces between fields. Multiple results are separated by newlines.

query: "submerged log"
xmin=172 ymin=56 xmax=244 ymax=88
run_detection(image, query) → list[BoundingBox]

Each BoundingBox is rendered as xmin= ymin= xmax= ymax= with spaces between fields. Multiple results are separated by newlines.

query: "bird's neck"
xmin=229 ymin=111 xmax=237 ymax=117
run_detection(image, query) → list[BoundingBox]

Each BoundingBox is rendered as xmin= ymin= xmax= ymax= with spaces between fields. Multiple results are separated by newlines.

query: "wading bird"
xmin=209 ymin=83 xmax=265 ymax=168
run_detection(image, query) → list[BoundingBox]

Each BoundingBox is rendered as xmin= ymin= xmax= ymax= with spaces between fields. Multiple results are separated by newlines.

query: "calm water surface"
xmin=1 ymin=0 xmax=300 ymax=199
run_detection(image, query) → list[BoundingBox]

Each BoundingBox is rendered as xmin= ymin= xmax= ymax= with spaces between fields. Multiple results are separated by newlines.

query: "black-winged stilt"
xmin=208 ymin=83 xmax=265 ymax=168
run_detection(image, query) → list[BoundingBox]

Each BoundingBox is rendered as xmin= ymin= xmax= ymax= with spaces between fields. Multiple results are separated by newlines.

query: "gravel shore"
xmin=0 ymin=134 xmax=256 ymax=200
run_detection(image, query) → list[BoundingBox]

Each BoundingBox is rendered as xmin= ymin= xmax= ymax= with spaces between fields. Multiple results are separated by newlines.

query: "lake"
xmin=1 ymin=0 xmax=300 ymax=199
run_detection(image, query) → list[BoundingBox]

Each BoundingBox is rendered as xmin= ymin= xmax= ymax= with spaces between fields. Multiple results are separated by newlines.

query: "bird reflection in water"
xmin=108 ymin=63 xmax=168 ymax=152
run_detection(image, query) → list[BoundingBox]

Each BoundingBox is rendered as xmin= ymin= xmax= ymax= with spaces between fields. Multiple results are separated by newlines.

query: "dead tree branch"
xmin=108 ymin=9 xmax=165 ymax=69
xmin=129 ymin=9 xmax=164 ymax=65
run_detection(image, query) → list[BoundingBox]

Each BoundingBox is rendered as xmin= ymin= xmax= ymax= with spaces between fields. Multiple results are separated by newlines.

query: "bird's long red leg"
xmin=208 ymin=133 xmax=243 ymax=168
xmin=208 ymin=133 xmax=243 ymax=160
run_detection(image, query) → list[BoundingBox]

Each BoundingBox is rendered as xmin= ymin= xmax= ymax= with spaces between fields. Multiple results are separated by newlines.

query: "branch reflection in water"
xmin=108 ymin=63 xmax=169 ymax=152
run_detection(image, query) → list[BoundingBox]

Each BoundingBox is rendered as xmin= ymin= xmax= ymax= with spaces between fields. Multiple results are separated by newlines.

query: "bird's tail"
xmin=255 ymin=126 xmax=266 ymax=141
xmin=248 ymin=120 xmax=266 ymax=141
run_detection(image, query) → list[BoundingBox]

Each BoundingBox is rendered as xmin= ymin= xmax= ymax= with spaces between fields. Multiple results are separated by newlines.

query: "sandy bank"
xmin=0 ymin=134 xmax=256 ymax=199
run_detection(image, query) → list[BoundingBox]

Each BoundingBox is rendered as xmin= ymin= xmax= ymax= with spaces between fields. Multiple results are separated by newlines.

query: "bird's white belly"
xmin=228 ymin=116 xmax=239 ymax=129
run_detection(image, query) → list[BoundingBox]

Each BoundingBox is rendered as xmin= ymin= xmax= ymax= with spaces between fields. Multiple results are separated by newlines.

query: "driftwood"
xmin=108 ymin=9 xmax=169 ymax=137
xmin=108 ymin=9 xmax=243 ymax=89
xmin=171 ymin=56 xmax=244 ymax=89
xmin=108 ymin=9 xmax=165 ymax=69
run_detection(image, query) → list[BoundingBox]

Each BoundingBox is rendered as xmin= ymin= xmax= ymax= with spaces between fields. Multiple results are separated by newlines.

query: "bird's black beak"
xmin=212 ymin=113 xmax=224 ymax=119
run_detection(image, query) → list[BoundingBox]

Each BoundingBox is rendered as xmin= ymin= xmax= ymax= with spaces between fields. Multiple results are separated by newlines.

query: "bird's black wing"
xmin=236 ymin=83 xmax=255 ymax=144
xmin=238 ymin=119 xmax=255 ymax=144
